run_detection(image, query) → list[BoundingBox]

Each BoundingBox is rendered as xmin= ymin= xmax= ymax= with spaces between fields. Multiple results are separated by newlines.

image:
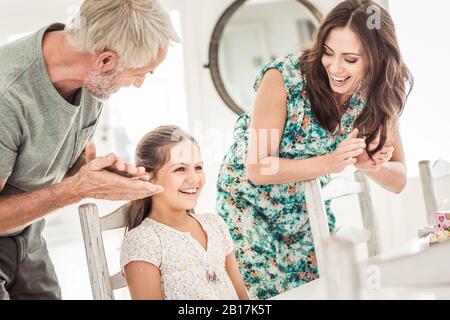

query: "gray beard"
xmin=84 ymin=71 xmax=119 ymax=101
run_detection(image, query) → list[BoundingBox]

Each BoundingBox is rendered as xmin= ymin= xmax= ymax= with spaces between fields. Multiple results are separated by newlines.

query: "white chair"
xmin=303 ymin=171 xmax=382 ymax=276
xmin=78 ymin=203 xmax=129 ymax=300
xmin=323 ymin=235 xmax=450 ymax=300
xmin=419 ymin=159 xmax=450 ymax=225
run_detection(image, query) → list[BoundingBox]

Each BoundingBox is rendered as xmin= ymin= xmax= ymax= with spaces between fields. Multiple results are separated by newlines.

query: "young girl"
xmin=120 ymin=125 xmax=249 ymax=300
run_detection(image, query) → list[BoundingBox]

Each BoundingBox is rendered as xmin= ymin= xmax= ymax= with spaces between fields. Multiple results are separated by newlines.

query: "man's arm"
xmin=0 ymin=153 xmax=163 ymax=234
xmin=0 ymin=176 xmax=83 ymax=233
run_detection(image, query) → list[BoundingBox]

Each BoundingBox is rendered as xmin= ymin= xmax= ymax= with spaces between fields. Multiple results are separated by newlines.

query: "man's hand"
xmin=68 ymin=140 xmax=164 ymax=201
xmin=84 ymin=140 xmax=149 ymax=181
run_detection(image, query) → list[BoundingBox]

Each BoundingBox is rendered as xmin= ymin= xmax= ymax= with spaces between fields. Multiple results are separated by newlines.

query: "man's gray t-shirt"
xmin=0 ymin=24 xmax=103 ymax=234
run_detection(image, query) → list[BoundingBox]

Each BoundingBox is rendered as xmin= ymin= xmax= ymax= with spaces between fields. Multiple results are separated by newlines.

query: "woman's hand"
xmin=355 ymin=146 xmax=394 ymax=172
xmin=325 ymin=129 xmax=366 ymax=174
xmin=354 ymin=132 xmax=394 ymax=172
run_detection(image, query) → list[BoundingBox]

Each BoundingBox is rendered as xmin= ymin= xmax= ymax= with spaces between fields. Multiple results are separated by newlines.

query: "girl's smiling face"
xmin=150 ymin=139 xmax=205 ymax=212
xmin=321 ymin=26 xmax=368 ymax=100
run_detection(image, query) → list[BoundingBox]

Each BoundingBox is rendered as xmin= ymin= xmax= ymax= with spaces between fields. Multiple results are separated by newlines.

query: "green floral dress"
xmin=216 ymin=52 xmax=366 ymax=300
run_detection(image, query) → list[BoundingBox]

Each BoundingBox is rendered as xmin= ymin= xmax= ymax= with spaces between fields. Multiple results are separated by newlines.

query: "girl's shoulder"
xmin=120 ymin=219 xmax=163 ymax=271
xmin=122 ymin=219 xmax=160 ymax=247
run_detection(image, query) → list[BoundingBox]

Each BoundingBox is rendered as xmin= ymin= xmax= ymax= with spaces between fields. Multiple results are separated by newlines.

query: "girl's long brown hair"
xmin=126 ymin=125 xmax=198 ymax=231
xmin=302 ymin=0 xmax=413 ymax=156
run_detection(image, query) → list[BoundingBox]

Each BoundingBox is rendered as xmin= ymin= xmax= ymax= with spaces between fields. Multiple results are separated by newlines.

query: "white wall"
xmin=389 ymin=0 xmax=450 ymax=177
xmin=0 ymin=0 xmax=82 ymax=41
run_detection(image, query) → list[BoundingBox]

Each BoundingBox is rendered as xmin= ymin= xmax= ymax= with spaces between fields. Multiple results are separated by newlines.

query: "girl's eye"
xmin=174 ymin=167 xmax=185 ymax=172
xmin=346 ymin=59 xmax=358 ymax=64
xmin=323 ymin=51 xmax=333 ymax=56
xmin=195 ymin=166 xmax=203 ymax=171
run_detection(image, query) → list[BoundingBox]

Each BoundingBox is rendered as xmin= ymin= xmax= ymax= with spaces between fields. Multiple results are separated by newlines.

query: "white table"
xmin=271 ymin=237 xmax=450 ymax=300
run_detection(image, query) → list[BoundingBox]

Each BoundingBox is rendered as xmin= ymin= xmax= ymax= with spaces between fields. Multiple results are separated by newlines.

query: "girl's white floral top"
xmin=120 ymin=213 xmax=239 ymax=300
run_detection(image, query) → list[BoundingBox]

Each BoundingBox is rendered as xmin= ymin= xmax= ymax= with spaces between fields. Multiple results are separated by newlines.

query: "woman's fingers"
xmin=344 ymin=128 xmax=359 ymax=141
xmin=341 ymin=148 xmax=365 ymax=161
xmin=343 ymin=158 xmax=357 ymax=166
xmin=337 ymin=143 xmax=366 ymax=160
xmin=374 ymin=147 xmax=394 ymax=160
xmin=373 ymin=151 xmax=393 ymax=166
xmin=339 ymin=137 xmax=366 ymax=148
xmin=387 ymin=152 xmax=393 ymax=161
xmin=380 ymin=146 xmax=394 ymax=154
xmin=375 ymin=155 xmax=391 ymax=166
xmin=374 ymin=146 xmax=394 ymax=157
xmin=338 ymin=141 xmax=366 ymax=153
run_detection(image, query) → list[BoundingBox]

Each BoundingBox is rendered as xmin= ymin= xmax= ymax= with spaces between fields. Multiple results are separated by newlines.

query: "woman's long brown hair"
xmin=302 ymin=0 xmax=413 ymax=156
xmin=126 ymin=125 xmax=198 ymax=231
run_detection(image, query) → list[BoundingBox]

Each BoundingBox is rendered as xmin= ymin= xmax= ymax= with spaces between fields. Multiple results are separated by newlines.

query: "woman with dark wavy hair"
xmin=216 ymin=0 xmax=412 ymax=299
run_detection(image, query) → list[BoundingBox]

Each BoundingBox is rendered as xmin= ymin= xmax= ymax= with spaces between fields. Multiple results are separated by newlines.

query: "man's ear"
xmin=94 ymin=51 xmax=119 ymax=73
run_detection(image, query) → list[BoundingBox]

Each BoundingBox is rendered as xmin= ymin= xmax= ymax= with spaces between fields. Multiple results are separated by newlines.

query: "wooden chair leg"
xmin=304 ymin=179 xmax=330 ymax=276
xmin=79 ymin=203 xmax=114 ymax=300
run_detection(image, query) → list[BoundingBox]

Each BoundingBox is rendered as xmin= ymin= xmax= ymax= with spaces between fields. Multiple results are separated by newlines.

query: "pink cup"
xmin=434 ymin=211 xmax=450 ymax=231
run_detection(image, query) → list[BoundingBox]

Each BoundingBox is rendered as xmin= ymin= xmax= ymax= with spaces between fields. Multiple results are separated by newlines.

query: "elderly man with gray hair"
xmin=0 ymin=0 xmax=179 ymax=299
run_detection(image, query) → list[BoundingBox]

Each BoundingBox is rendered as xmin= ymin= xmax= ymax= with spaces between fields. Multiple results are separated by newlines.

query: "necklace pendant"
xmin=207 ymin=270 xmax=220 ymax=284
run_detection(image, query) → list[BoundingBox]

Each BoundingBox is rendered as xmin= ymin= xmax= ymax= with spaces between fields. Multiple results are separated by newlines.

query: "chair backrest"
xmin=323 ymin=235 xmax=450 ymax=299
xmin=419 ymin=159 xmax=450 ymax=225
xmin=303 ymin=171 xmax=382 ymax=276
xmin=78 ymin=202 xmax=129 ymax=300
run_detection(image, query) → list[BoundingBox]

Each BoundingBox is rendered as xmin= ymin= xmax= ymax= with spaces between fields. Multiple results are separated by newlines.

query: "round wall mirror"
xmin=207 ymin=0 xmax=323 ymax=115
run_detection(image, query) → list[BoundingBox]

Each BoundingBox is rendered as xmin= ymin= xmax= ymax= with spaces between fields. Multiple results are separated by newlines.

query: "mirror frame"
xmin=206 ymin=0 xmax=324 ymax=115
